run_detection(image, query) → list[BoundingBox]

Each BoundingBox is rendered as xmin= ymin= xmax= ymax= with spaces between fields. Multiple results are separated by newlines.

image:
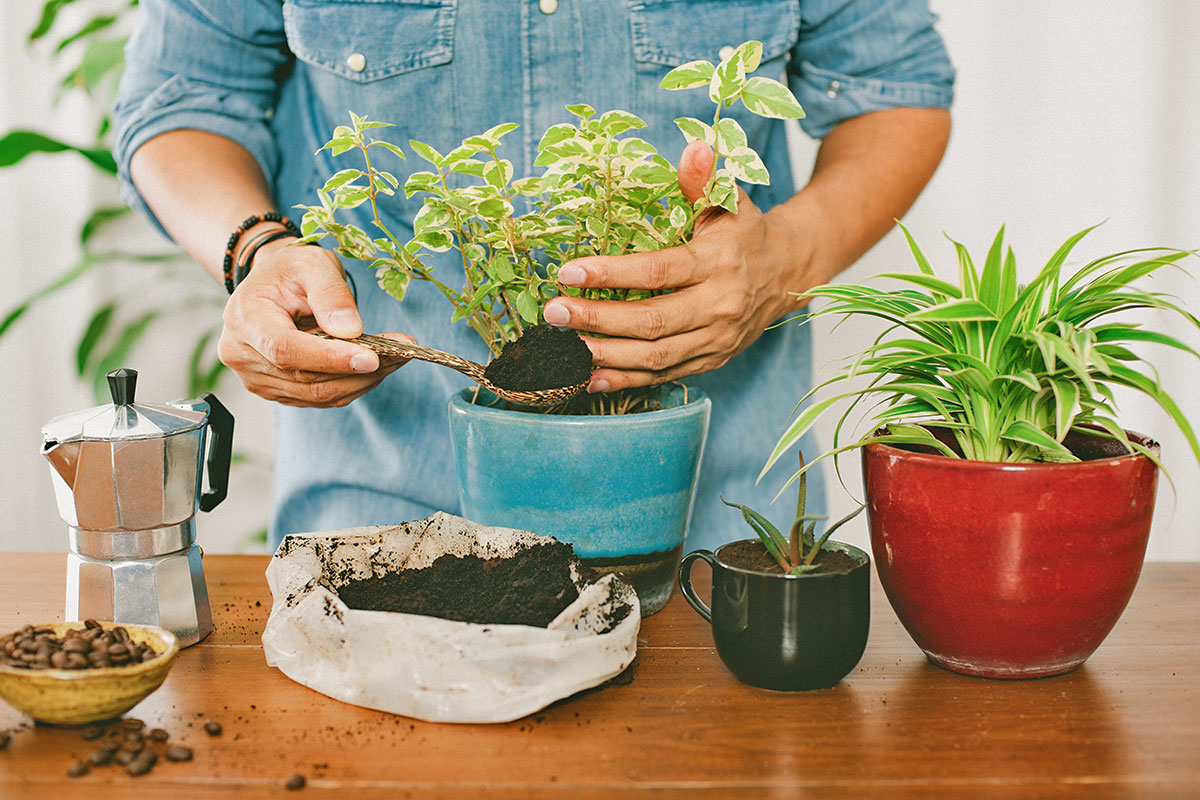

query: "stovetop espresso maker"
xmin=40 ymin=368 xmax=234 ymax=647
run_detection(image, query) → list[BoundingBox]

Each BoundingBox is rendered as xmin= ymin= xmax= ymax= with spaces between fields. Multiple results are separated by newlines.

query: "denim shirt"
xmin=113 ymin=0 xmax=953 ymax=550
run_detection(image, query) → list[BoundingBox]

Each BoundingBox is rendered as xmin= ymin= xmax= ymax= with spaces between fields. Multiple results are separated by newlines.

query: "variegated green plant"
xmin=294 ymin=40 xmax=803 ymax=360
xmin=761 ymin=224 xmax=1200 ymax=491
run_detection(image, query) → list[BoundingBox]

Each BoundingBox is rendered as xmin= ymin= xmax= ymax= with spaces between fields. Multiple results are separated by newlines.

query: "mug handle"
xmin=678 ymin=550 xmax=716 ymax=623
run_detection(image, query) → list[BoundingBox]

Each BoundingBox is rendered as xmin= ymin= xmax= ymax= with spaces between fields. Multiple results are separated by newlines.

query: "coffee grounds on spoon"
xmin=483 ymin=325 xmax=592 ymax=392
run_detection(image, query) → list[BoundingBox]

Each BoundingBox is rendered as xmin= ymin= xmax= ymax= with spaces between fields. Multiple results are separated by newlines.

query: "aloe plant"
xmin=724 ymin=452 xmax=864 ymax=575
xmin=761 ymin=224 xmax=1200 ymax=490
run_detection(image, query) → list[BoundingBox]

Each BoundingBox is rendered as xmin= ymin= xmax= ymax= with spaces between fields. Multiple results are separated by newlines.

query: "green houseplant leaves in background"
xmin=760 ymin=223 xmax=1200 ymax=493
xmin=0 ymin=0 xmax=230 ymax=403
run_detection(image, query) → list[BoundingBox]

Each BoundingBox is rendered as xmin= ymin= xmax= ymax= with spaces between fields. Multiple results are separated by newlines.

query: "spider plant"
xmin=761 ymin=223 xmax=1200 ymax=490
xmin=724 ymin=452 xmax=864 ymax=575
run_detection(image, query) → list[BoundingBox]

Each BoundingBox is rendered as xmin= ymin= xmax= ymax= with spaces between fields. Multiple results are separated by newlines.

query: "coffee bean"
xmin=126 ymin=751 xmax=157 ymax=777
xmin=148 ymin=728 xmax=170 ymax=742
xmin=80 ymin=724 xmax=107 ymax=740
xmin=285 ymin=773 xmax=307 ymax=791
xmin=204 ymin=720 xmax=222 ymax=736
xmin=114 ymin=749 xmax=138 ymax=766
xmin=165 ymin=745 xmax=193 ymax=762
xmin=0 ymin=732 xmax=10 ymax=749
xmin=84 ymin=619 xmax=101 ymax=629
xmin=67 ymin=760 xmax=90 ymax=778
xmin=122 ymin=717 xmax=145 ymax=731
xmin=121 ymin=738 xmax=144 ymax=754
xmin=50 ymin=651 xmax=68 ymax=669
xmin=87 ymin=748 xmax=113 ymax=766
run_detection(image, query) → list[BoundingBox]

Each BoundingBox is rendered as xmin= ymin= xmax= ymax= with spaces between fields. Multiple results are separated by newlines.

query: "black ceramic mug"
xmin=678 ymin=540 xmax=871 ymax=691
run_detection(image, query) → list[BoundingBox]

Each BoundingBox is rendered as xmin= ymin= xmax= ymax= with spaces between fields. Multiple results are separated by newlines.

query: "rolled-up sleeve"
xmin=112 ymin=0 xmax=291 ymax=237
xmin=789 ymin=0 xmax=954 ymax=139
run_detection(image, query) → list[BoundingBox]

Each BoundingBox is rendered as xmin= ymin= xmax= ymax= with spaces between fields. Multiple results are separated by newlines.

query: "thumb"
xmin=306 ymin=262 xmax=363 ymax=339
xmin=677 ymin=140 xmax=715 ymax=205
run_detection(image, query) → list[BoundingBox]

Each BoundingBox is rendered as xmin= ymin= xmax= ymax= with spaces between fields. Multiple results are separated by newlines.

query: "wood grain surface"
xmin=0 ymin=553 xmax=1197 ymax=799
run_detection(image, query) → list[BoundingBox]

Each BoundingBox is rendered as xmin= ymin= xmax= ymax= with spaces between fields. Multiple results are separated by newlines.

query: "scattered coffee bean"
xmin=126 ymin=751 xmax=157 ymax=777
xmin=148 ymin=727 xmax=170 ymax=742
xmin=122 ymin=717 xmax=145 ymax=731
xmin=204 ymin=720 xmax=222 ymax=736
xmin=121 ymin=737 xmax=144 ymax=754
xmin=285 ymin=773 xmax=307 ymax=791
xmin=0 ymin=624 xmax=159 ymax=670
xmin=88 ymin=748 xmax=113 ymax=766
xmin=67 ymin=760 xmax=90 ymax=778
xmin=0 ymin=732 xmax=10 ymax=749
xmin=114 ymin=749 xmax=138 ymax=767
xmin=165 ymin=745 xmax=193 ymax=762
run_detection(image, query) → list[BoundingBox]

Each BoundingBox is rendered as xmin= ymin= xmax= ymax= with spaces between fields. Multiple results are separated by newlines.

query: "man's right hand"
xmin=218 ymin=241 xmax=411 ymax=407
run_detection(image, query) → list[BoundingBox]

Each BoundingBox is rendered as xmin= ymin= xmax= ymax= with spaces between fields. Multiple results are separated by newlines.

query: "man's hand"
xmin=543 ymin=141 xmax=820 ymax=393
xmin=218 ymin=240 xmax=411 ymax=407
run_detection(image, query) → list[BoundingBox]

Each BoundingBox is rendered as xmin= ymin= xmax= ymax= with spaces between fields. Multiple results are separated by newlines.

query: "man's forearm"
xmin=129 ymin=129 xmax=282 ymax=282
xmin=769 ymin=106 xmax=952 ymax=307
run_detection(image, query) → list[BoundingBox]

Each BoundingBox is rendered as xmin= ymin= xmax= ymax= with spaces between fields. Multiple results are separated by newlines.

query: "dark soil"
xmin=334 ymin=541 xmax=594 ymax=627
xmin=484 ymin=325 xmax=592 ymax=392
xmin=719 ymin=539 xmax=863 ymax=575
xmin=883 ymin=424 xmax=1155 ymax=461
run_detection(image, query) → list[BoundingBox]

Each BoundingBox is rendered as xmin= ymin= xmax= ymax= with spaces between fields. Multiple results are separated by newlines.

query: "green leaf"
xmin=55 ymin=13 xmax=117 ymax=53
xmin=515 ymin=289 xmax=540 ymax=324
xmin=674 ymin=117 xmax=717 ymax=149
xmin=477 ymin=197 xmax=512 ymax=219
xmin=907 ymin=299 xmax=998 ymax=322
xmin=489 ymin=254 xmax=517 ymax=283
xmin=720 ymin=497 xmax=789 ymax=563
xmin=724 ymin=146 xmax=769 ymax=185
xmin=0 ymin=254 xmax=99 ymax=339
xmin=566 ymin=103 xmax=596 ymax=120
xmin=735 ymin=40 xmax=764 ymax=73
xmin=714 ymin=118 xmax=747 ymax=152
xmin=597 ymin=110 xmax=646 ymax=136
xmin=74 ymin=36 xmax=126 ymax=95
xmin=322 ymin=168 xmax=363 ymax=192
xmin=80 ymin=206 xmax=129 ymax=245
xmin=371 ymin=141 xmax=406 ymax=160
xmin=30 ymin=0 xmax=77 ymax=41
xmin=739 ymin=76 xmax=805 ymax=119
xmin=0 ymin=130 xmax=116 ymax=173
xmin=1000 ymin=420 xmax=1074 ymax=460
xmin=709 ymin=49 xmax=747 ymax=104
xmin=407 ymin=139 xmax=443 ymax=165
xmin=90 ymin=311 xmax=159 ymax=401
xmin=659 ymin=59 xmax=716 ymax=90
xmin=75 ymin=302 xmax=115 ymax=376
xmin=379 ymin=268 xmax=410 ymax=301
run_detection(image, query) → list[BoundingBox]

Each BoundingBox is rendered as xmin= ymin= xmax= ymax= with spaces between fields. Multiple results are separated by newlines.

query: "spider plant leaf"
xmin=1048 ymin=379 xmax=1080 ymax=442
xmin=991 ymin=371 xmax=1041 ymax=393
xmin=950 ymin=237 xmax=981 ymax=299
xmin=874 ymin=272 xmax=963 ymax=300
xmin=1000 ymin=420 xmax=1074 ymax=460
xmin=1105 ymin=362 xmax=1200 ymax=467
xmin=897 ymin=221 xmax=937 ymax=277
xmin=907 ymin=299 xmax=997 ymax=322
xmin=999 ymin=247 xmax=1019 ymax=314
xmin=1094 ymin=326 xmax=1200 ymax=359
xmin=978 ymin=225 xmax=1006 ymax=313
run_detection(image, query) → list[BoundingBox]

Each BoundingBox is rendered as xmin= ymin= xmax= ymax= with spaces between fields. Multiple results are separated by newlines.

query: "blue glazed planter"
xmin=447 ymin=385 xmax=711 ymax=615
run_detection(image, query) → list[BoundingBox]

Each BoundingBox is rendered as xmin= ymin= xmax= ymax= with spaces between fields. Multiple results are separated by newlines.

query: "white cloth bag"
xmin=261 ymin=512 xmax=640 ymax=723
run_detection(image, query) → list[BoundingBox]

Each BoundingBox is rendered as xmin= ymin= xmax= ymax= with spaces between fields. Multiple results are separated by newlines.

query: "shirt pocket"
xmin=283 ymin=0 xmax=459 ymax=218
xmin=625 ymin=0 xmax=799 ymax=153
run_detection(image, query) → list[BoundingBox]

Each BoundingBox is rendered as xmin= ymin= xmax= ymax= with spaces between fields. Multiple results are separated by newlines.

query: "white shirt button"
xmin=718 ymin=45 xmax=735 ymax=61
xmin=826 ymin=80 xmax=842 ymax=99
xmin=346 ymin=52 xmax=366 ymax=73
xmin=539 ymin=0 xmax=558 ymax=14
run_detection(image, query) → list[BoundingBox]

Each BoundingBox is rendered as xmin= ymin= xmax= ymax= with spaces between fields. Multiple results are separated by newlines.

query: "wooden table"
xmin=0 ymin=554 xmax=1197 ymax=799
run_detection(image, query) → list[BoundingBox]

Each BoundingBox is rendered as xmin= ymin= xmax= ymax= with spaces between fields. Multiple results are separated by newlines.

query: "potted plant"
xmin=297 ymin=42 xmax=805 ymax=615
xmin=678 ymin=454 xmax=868 ymax=691
xmin=761 ymin=224 xmax=1200 ymax=677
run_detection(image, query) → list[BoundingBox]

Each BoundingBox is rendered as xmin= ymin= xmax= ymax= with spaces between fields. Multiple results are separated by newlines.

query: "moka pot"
xmin=40 ymin=368 xmax=234 ymax=647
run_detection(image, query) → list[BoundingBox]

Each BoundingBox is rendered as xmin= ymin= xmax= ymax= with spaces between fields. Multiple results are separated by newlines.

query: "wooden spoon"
xmin=310 ymin=331 xmax=588 ymax=407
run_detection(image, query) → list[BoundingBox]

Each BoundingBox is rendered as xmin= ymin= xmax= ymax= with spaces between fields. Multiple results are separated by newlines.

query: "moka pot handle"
xmin=198 ymin=393 xmax=234 ymax=512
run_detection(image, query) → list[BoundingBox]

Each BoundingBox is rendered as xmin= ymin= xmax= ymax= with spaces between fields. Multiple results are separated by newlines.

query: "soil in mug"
xmin=719 ymin=540 xmax=862 ymax=575
xmin=483 ymin=325 xmax=593 ymax=392
xmin=334 ymin=541 xmax=611 ymax=628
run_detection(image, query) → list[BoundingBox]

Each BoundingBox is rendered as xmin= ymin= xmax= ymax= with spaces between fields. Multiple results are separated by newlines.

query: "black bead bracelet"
xmin=222 ymin=212 xmax=300 ymax=294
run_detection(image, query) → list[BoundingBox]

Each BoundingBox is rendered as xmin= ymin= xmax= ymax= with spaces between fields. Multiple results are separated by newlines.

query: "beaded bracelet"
xmin=233 ymin=230 xmax=299 ymax=291
xmin=222 ymin=212 xmax=300 ymax=294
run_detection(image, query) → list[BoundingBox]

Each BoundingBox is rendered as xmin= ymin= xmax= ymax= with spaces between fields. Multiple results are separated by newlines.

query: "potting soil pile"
xmin=261 ymin=512 xmax=639 ymax=723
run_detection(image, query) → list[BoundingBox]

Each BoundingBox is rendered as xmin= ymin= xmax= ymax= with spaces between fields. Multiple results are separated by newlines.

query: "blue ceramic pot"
xmin=447 ymin=385 xmax=710 ymax=615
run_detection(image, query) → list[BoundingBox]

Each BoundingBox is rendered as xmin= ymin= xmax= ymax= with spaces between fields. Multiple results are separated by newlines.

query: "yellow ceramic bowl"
xmin=0 ymin=622 xmax=179 ymax=726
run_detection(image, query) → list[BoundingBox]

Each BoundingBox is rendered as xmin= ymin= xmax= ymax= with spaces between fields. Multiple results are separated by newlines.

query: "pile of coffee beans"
xmin=66 ymin=717 xmax=196 ymax=779
xmin=1 ymin=620 xmax=159 ymax=670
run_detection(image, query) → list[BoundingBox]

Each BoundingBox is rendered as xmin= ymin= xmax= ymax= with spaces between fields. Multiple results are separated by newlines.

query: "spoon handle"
xmin=311 ymin=332 xmax=484 ymax=381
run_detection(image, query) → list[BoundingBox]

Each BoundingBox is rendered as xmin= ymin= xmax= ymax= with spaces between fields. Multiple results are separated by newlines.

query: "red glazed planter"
xmin=862 ymin=430 xmax=1159 ymax=679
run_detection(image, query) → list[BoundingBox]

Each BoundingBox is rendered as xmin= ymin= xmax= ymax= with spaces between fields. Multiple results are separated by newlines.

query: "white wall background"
xmin=1 ymin=1 xmax=1197 ymax=559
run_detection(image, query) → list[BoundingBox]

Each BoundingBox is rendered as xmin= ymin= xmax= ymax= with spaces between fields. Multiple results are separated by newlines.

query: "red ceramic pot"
xmin=862 ymin=430 xmax=1159 ymax=679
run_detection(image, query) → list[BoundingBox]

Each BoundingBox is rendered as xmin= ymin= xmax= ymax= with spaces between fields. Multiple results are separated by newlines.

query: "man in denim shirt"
xmin=113 ymin=1 xmax=954 ymax=550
